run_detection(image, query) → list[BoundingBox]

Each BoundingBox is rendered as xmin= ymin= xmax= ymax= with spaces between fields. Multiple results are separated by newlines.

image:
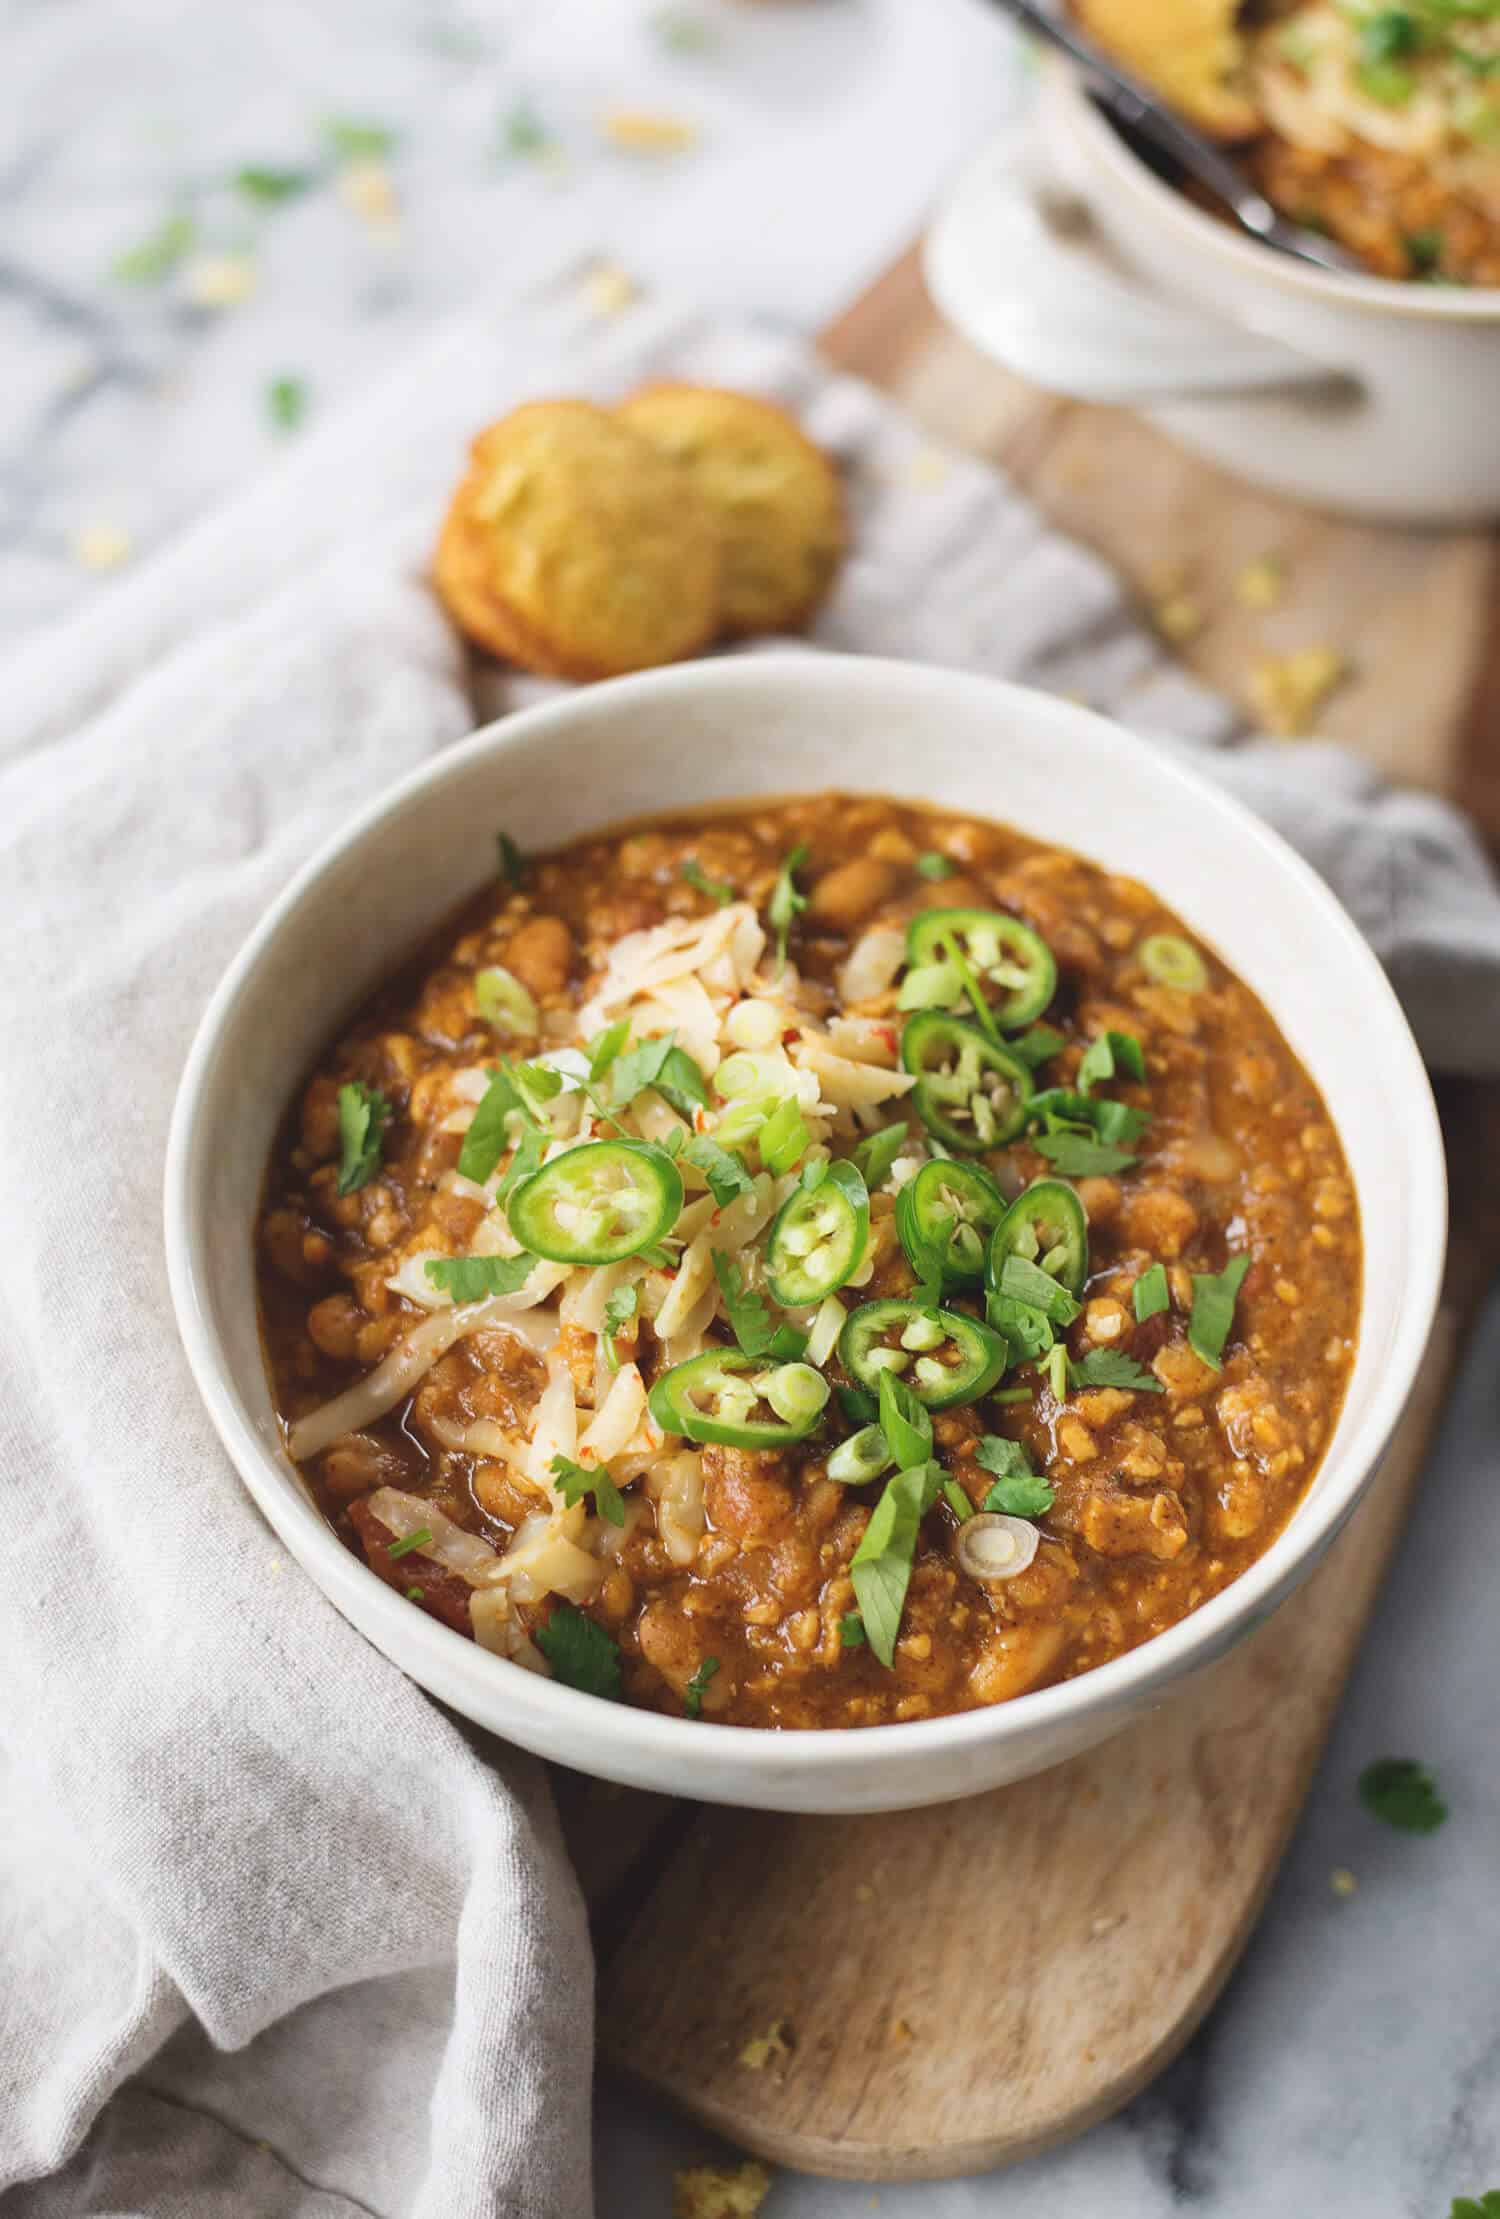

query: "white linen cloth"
xmin=3 ymin=282 xmax=1498 ymax=2219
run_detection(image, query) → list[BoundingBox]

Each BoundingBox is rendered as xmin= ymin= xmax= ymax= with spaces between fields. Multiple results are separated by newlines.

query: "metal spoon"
xmin=982 ymin=0 xmax=1367 ymax=276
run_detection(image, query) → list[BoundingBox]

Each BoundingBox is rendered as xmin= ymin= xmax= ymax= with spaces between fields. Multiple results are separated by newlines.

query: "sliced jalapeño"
xmin=648 ymin=1348 xmax=829 ymax=1447
xmin=900 ymin=1013 xmax=1032 ymax=1154
xmin=839 ymin=1297 xmax=1008 ymax=1410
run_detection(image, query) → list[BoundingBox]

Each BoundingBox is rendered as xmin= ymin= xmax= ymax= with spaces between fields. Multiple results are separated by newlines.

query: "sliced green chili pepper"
xmin=987 ymin=1177 xmax=1089 ymax=1301
xmin=508 ymin=1140 xmax=682 ymax=1265
xmin=900 ymin=1013 xmax=1031 ymax=1154
xmin=906 ymin=907 xmax=1058 ymax=1030
xmin=765 ymin=1159 xmax=869 ymax=1308
xmin=839 ymin=1297 xmax=1008 ymax=1410
xmin=895 ymin=1158 xmax=1007 ymax=1287
xmin=648 ymin=1348 xmax=829 ymax=1447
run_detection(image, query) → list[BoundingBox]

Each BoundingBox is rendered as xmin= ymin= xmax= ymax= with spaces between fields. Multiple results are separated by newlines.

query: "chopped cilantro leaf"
xmin=1187 ymin=1253 xmax=1252 ymax=1371
xmin=1028 ymin=1087 xmax=1150 ymax=1146
xmin=681 ymin=857 xmax=734 ymax=906
xmin=500 ymin=99 xmax=553 ymax=157
xmin=457 ymin=1066 xmax=527 ymax=1183
xmin=653 ymin=1045 xmax=710 ymax=1119
xmin=840 ymin=1611 xmax=867 ymax=1648
xmin=1033 ymin=1131 xmax=1138 ymax=1178
xmin=851 ymin=1121 xmax=909 ymax=1192
xmin=682 ymin=1134 xmax=754 ymax=1208
xmin=975 ymin=1437 xmax=1055 ymax=1517
xmin=266 ymin=375 xmax=309 ymax=431
xmin=1359 ymin=1757 xmax=1448 ymax=1834
xmin=683 ymin=1655 xmax=721 ymax=1718
xmin=496 ymin=830 xmax=524 ymax=886
xmin=986 ymin=1290 xmax=1055 ymax=1365
xmin=1405 ymin=227 xmax=1445 ymax=275
xmin=916 ymin=851 xmax=956 ymax=881
xmin=423 ymin=1251 xmax=535 ymax=1302
xmin=587 ymin=1019 xmax=630 ymax=1079
xmin=1076 ymin=1029 xmax=1146 ymax=1096
xmin=111 ymin=212 xmax=194 ymax=284
xmin=1010 ymin=1023 xmax=1067 ymax=1070
xmin=850 ymin=1462 xmax=943 ymax=1666
xmin=608 ymin=1030 xmax=677 ymax=1108
xmin=601 ymin=1281 xmax=640 ymax=1369
xmin=550 ymin=1452 xmax=626 ymax=1527
xmin=1133 ymin=1263 xmax=1170 ymax=1322
xmin=236 ymin=165 xmax=313 ymax=203
xmin=1068 ymin=1347 xmax=1164 ymax=1394
xmin=712 ymin=1252 xmax=806 ymax=1362
xmin=998 ymin=1252 xmax=1081 ymax=1325
xmin=651 ymin=4 xmax=718 ymax=52
xmin=768 ymin=844 xmax=809 ymax=975
xmin=536 ymin=1603 xmax=621 ymax=1699
xmin=336 ymin=1080 xmax=391 ymax=1195
xmin=386 ymin=1527 xmax=432 ymax=1561
xmin=323 ymin=116 xmax=397 ymax=159
xmin=495 ymin=1124 xmax=545 ymax=1208
xmin=837 ymin=1382 xmax=879 ymax=1427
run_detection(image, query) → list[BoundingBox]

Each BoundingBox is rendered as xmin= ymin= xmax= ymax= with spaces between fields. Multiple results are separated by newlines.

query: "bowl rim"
xmin=164 ymin=651 xmax=1447 ymax=1781
xmin=1046 ymin=58 xmax=1500 ymax=323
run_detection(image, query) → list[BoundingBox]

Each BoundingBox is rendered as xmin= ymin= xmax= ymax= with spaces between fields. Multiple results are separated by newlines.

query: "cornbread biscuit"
xmin=1073 ymin=0 xmax=1259 ymax=137
xmin=433 ymin=400 xmax=723 ymax=678
xmin=616 ymin=384 xmax=845 ymax=636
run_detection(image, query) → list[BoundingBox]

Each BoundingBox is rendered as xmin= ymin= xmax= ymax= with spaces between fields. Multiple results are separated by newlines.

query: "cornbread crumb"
xmin=338 ymin=159 xmax=400 ymax=230
xmin=183 ymin=253 xmax=256 ymax=308
xmin=601 ymin=107 xmax=698 ymax=152
xmin=1250 ymin=646 xmax=1348 ymax=736
xmin=1153 ymin=593 xmax=1203 ymax=644
xmin=582 ymin=261 xmax=639 ymax=316
xmin=674 ymin=2159 xmax=773 ymax=2218
xmin=737 ymin=2019 xmax=791 ymax=2071
xmin=73 ymin=522 xmax=133 ymax=571
xmin=904 ymin=444 xmax=951 ymax=490
xmin=1234 ymin=553 xmax=1286 ymax=609
xmin=1330 ymin=1865 xmax=1358 ymax=1898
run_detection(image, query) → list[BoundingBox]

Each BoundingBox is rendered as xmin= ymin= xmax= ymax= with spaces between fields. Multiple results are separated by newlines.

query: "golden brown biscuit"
xmin=616 ymin=384 xmax=845 ymax=637
xmin=1072 ymin=0 xmax=1259 ymax=138
xmin=433 ymin=400 xmax=723 ymax=679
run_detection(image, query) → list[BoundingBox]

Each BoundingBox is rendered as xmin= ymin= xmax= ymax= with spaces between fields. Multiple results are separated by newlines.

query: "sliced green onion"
xmin=898 ymin=958 xmax=963 ymax=1012
xmin=1139 ymin=933 xmax=1207 ymax=993
xmin=827 ymin=1425 xmax=895 ymax=1484
xmin=761 ymin=1362 xmax=829 ymax=1428
xmin=475 ymin=965 xmax=539 ymax=1037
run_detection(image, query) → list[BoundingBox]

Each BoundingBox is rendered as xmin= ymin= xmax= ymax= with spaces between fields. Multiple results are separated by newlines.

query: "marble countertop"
xmin=4 ymin=1 xmax=1496 ymax=2212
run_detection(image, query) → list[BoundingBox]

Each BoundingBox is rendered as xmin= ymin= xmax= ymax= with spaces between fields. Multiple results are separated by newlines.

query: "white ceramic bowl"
xmin=925 ymin=65 xmax=1500 ymax=522
xmin=165 ymin=653 xmax=1445 ymax=1814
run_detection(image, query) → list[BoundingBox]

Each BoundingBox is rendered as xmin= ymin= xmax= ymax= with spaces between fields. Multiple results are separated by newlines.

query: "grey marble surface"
xmin=3 ymin=2 xmax=1496 ymax=2213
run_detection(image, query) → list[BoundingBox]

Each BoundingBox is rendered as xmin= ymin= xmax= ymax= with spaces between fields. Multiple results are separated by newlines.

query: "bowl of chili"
xmin=165 ymin=652 xmax=1445 ymax=1813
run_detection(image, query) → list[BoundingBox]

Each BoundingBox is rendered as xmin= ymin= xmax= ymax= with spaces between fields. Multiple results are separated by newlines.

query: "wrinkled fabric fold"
xmin=3 ymin=284 xmax=1498 ymax=2219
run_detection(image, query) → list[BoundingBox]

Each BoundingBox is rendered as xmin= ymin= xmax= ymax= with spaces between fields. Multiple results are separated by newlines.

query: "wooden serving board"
xmin=557 ymin=244 xmax=1500 ymax=2180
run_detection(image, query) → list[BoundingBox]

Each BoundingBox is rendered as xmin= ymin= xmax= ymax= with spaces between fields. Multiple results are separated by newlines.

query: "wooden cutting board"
xmin=554 ymin=243 xmax=1500 ymax=2181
